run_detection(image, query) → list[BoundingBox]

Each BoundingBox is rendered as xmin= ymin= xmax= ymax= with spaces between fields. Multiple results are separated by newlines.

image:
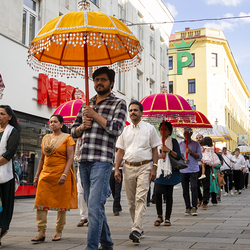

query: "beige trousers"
xmin=123 ymin=162 xmax=151 ymax=233
xmin=36 ymin=209 xmax=66 ymax=233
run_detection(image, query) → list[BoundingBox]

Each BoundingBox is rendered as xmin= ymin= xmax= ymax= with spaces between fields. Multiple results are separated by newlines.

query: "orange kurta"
xmin=34 ymin=135 xmax=77 ymax=211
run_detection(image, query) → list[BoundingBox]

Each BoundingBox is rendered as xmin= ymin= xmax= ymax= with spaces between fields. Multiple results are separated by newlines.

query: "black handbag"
xmin=169 ymin=154 xmax=188 ymax=170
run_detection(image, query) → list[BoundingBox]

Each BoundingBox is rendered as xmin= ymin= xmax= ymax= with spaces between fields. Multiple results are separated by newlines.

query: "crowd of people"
xmin=0 ymin=67 xmax=249 ymax=250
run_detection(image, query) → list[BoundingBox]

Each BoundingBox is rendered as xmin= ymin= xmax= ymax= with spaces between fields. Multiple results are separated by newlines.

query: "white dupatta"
xmin=156 ymin=136 xmax=173 ymax=179
xmin=0 ymin=124 xmax=14 ymax=183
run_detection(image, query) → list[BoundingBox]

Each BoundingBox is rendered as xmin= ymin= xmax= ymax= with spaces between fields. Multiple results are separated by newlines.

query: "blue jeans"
xmin=79 ymin=161 xmax=113 ymax=250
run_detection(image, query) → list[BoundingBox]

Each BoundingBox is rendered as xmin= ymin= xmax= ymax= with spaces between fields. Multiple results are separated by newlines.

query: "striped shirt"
xmin=71 ymin=93 xmax=127 ymax=164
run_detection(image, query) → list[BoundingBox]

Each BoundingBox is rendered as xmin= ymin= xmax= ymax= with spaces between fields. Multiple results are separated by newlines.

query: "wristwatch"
xmin=169 ymin=150 xmax=172 ymax=154
xmin=190 ymin=151 xmax=194 ymax=155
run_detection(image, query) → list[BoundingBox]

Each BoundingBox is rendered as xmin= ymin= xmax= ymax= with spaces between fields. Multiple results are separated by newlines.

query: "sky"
xmin=163 ymin=0 xmax=250 ymax=92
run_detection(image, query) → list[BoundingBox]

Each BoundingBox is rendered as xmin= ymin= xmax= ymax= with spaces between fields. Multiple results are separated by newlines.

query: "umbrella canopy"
xmin=238 ymin=145 xmax=250 ymax=154
xmin=192 ymin=128 xmax=226 ymax=142
xmin=27 ymin=1 xmax=142 ymax=105
xmin=172 ymin=110 xmax=212 ymax=128
xmin=52 ymin=99 xmax=85 ymax=124
xmin=213 ymin=124 xmax=232 ymax=141
xmin=140 ymin=93 xmax=196 ymax=125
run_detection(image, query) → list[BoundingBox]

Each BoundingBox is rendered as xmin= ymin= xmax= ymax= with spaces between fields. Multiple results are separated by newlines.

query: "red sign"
xmin=38 ymin=74 xmax=85 ymax=108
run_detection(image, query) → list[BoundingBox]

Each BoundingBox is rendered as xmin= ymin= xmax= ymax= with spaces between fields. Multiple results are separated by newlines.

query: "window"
xmin=150 ymin=30 xmax=155 ymax=57
xmin=169 ymin=81 xmax=173 ymax=94
xmin=137 ymin=12 xmax=143 ymax=43
xmin=118 ymin=3 xmax=124 ymax=20
xmin=192 ymin=105 xmax=196 ymax=110
xmin=188 ymin=79 xmax=195 ymax=94
xmin=149 ymin=79 xmax=155 ymax=95
xmin=160 ymin=37 xmax=164 ymax=66
xmin=90 ymin=0 xmax=99 ymax=6
xmin=117 ymin=72 xmax=125 ymax=94
xmin=169 ymin=56 xmax=173 ymax=70
xmin=189 ymin=54 xmax=195 ymax=67
xmin=22 ymin=0 xmax=38 ymax=46
xmin=137 ymin=72 xmax=142 ymax=100
xmin=211 ymin=53 xmax=217 ymax=67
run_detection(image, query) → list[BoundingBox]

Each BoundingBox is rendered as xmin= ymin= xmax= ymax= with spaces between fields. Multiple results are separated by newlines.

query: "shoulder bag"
xmin=169 ymin=154 xmax=188 ymax=170
xmin=217 ymin=170 xmax=226 ymax=186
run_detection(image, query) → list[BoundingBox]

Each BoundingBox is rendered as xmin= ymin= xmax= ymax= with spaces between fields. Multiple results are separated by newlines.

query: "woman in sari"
xmin=0 ymin=105 xmax=20 ymax=248
xmin=31 ymin=115 xmax=77 ymax=242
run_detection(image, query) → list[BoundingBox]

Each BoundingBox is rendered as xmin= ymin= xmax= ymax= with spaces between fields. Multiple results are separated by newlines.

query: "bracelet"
xmin=153 ymin=163 xmax=158 ymax=168
xmin=34 ymin=177 xmax=38 ymax=179
xmin=62 ymin=174 xmax=67 ymax=177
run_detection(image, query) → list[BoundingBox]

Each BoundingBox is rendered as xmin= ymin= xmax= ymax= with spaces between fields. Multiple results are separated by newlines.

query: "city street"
xmin=3 ymin=184 xmax=250 ymax=249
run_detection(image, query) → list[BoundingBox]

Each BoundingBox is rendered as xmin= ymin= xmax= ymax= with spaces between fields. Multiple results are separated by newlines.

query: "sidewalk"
xmin=3 ymin=184 xmax=250 ymax=249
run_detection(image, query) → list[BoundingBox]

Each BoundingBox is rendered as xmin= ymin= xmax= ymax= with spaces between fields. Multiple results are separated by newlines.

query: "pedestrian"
xmin=32 ymin=114 xmax=77 ymax=242
xmin=232 ymin=148 xmax=245 ymax=194
xmin=109 ymin=148 xmax=124 ymax=216
xmin=74 ymin=138 xmax=88 ymax=227
xmin=0 ymin=105 xmax=20 ymax=248
xmin=221 ymin=147 xmax=234 ymax=196
xmin=179 ymin=128 xmax=202 ymax=215
xmin=71 ymin=66 xmax=127 ymax=250
xmin=243 ymin=155 xmax=249 ymax=189
xmin=115 ymin=100 xmax=161 ymax=244
xmin=210 ymin=163 xmax=221 ymax=205
xmin=153 ymin=121 xmax=181 ymax=227
xmin=198 ymin=137 xmax=220 ymax=180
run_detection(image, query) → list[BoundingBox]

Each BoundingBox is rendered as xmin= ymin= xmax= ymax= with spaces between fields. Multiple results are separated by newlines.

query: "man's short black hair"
xmin=129 ymin=100 xmax=143 ymax=112
xmin=92 ymin=67 xmax=115 ymax=89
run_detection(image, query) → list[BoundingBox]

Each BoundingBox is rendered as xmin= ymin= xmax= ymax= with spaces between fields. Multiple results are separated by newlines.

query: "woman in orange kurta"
xmin=31 ymin=115 xmax=77 ymax=243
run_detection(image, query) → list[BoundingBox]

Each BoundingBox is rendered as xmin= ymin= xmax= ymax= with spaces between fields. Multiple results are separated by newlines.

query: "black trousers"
xmin=211 ymin=192 xmax=217 ymax=204
xmin=244 ymin=173 xmax=249 ymax=189
xmin=181 ymin=172 xmax=199 ymax=209
xmin=233 ymin=170 xmax=244 ymax=191
xmin=155 ymin=183 xmax=173 ymax=220
xmin=109 ymin=169 xmax=123 ymax=212
xmin=222 ymin=170 xmax=233 ymax=193
xmin=197 ymin=165 xmax=210 ymax=205
xmin=0 ymin=178 xmax=15 ymax=230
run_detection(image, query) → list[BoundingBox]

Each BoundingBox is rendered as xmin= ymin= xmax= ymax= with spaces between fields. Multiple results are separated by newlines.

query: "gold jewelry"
xmin=153 ymin=163 xmax=158 ymax=168
xmin=62 ymin=173 xmax=67 ymax=177
xmin=34 ymin=177 xmax=38 ymax=179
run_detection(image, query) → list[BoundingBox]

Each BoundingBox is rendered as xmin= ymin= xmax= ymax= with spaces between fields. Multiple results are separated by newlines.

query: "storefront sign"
xmin=38 ymin=74 xmax=85 ymax=108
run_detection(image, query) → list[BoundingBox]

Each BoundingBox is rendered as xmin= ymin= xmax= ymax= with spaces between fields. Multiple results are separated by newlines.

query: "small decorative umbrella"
xmin=53 ymin=99 xmax=85 ymax=125
xmin=213 ymin=119 xmax=232 ymax=141
xmin=238 ymin=145 xmax=250 ymax=154
xmin=192 ymin=128 xmax=226 ymax=143
xmin=27 ymin=0 xmax=142 ymax=106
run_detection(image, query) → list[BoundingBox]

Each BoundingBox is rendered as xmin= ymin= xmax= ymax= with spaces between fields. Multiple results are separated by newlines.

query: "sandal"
xmin=154 ymin=216 xmax=163 ymax=226
xmin=77 ymin=218 xmax=88 ymax=227
xmin=31 ymin=235 xmax=46 ymax=242
xmin=52 ymin=235 xmax=61 ymax=241
xmin=164 ymin=219 xmax=171 ymax=226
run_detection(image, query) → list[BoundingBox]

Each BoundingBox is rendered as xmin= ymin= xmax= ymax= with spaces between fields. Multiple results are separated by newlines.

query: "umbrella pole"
xmin=186 ymin=133 xmax=188 ymax=160
xmin=162 ymin=119 xmax=165 ymax=146
xmin=84 ymin=42 xmax=89 ymax=106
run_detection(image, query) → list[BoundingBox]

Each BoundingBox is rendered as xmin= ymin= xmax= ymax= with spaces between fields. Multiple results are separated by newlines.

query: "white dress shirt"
xmin=232 ymin=154 xmax=245 ymax=170
xmin=221 ymin=153 xmax=233 ymax=171
xmin=116 ymin=121 xmax=161 ymax=162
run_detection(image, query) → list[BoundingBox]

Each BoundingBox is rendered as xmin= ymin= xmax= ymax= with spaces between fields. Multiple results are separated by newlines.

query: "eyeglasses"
xmin=93 ymin=77 xmax=109 ymax=83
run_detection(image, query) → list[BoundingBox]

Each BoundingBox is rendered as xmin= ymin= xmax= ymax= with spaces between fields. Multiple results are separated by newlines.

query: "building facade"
xmin=169 ymin=27 xmax=250 ymax=151
xmin=0 ymin=0 xmax=173 ymax=196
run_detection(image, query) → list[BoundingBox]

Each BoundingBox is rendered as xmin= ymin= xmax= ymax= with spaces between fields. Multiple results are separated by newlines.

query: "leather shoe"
xmin=202 ymin=204 xmax=207 ymax=210
xmin=197 ymin=200 xmax=202 ymax=207
xmin=99 ymin=246 xmax=113 ymax=250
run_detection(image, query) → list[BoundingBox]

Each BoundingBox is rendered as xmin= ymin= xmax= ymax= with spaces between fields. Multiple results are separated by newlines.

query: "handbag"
xmin=169 ymin=154 xmax=188 ymax=170
xmin=217 ymin=171 xmax=226 ymax=186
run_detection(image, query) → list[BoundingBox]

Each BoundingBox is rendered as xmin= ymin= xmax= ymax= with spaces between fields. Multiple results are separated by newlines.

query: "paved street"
xmin=3 ymin=184 xmax=250 ymax=249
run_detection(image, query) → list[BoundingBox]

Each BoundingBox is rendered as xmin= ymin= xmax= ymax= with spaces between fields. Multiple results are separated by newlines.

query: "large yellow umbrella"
xmin=27 ymin=0 xmax=142 ymax=105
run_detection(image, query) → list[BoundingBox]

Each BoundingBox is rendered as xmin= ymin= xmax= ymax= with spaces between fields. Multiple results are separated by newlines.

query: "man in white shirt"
xmin=232 ymin=148 xmax=245 ymax=194
xmin=221 ymin=147 xmax=234 ymax=196
xmin=243 ymin=155 xmax=249 ymax=189
xmin=115 ymin=100 xmax=161 ymax=244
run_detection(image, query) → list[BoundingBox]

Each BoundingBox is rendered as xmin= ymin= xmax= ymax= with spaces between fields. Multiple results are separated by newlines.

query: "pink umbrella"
xmin=53 ymin=99 xmax=85 ymax=125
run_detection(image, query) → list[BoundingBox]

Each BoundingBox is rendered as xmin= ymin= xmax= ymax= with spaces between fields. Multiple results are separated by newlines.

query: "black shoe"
xmin=99 ymin=246 xmax=113 ymax=250
xmin=113 ymin=211 xmax=119 ymax=216
xmin=147 ymin=202 xmax=150 ymax=207
xmin=129 ymin=230 xmax=140 ymax=243
xmin=150 ymin=199 xmax=156 ymax=204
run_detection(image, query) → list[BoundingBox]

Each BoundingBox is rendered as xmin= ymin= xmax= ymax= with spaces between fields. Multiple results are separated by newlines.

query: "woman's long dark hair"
xmin=0 ymin=105 xmax=21 ymax=132
xmin=50 ymin=114 xmax=69 ymax=133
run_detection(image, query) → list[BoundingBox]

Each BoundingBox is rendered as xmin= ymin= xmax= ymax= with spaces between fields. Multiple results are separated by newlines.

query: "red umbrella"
xmin=52 ymin=99 xmax=85 ymax=125
xmin=140 ymin=93 xmax=196 ymax=160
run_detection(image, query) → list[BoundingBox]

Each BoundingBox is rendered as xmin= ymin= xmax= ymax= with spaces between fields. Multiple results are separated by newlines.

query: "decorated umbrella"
xmin=52 ymin=99 xmax=85 ymax=126
xmin=213 ymin=120 xmax=232 ymax=141
xmin=238 ymin=145 xmax=250 ymax=154
xmin=192 ymin=128 xmax=226 ymax=143
xmin=140 ymin=93 xmax=196 ymax=160
xmin=27 ymin=0 xmax=142 ymax=106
